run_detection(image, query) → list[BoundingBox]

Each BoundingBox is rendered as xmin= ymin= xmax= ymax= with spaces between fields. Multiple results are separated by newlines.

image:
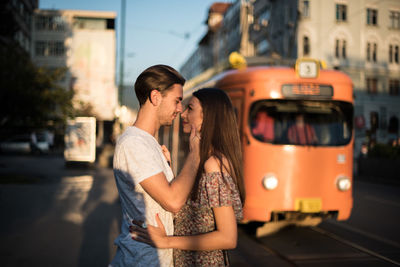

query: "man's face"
xmin=158 ymin=83 xmax=183 ymax=126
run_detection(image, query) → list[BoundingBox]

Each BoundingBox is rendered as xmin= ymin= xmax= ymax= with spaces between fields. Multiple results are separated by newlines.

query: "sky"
xmin=39 ymin=0 xmax=231 ymax=86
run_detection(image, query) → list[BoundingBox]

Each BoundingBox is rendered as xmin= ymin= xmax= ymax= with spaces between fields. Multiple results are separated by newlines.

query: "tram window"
xmin=249 ymin=100 xmax=353 ymax=146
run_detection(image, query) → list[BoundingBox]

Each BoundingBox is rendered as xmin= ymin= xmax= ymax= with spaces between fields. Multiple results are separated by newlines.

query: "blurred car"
xmin=0 ymin=133 xmax=49 ymax=154
xmin=36 ymin=132 xmax=50 ymax=152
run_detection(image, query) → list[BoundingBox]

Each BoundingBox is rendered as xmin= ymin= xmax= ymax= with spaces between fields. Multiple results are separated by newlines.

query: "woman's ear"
xmin=150 ymin=89 xmax=161 ymax=106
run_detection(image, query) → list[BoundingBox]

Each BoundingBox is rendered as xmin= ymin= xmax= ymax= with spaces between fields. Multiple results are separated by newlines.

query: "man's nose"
xmin=177 ymin=102 xmax=183 ymax=113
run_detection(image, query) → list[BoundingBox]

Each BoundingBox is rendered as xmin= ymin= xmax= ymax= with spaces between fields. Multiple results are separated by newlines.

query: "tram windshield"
xmin=249 ymin=100 xmax=353 ymax=146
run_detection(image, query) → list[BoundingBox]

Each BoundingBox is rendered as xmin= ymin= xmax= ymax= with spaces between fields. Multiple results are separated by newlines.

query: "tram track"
xmin=310 ymin=226 xmax=400 ymax=266
xmin=249 ymin=223 xmax=400 ymax=266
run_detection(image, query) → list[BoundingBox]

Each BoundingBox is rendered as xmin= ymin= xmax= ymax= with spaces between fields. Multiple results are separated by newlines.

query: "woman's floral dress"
xmin=173 ymin=172 xmax=243 ymax=266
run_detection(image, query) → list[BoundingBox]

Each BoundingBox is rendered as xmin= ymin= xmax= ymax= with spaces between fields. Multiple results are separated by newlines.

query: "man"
xmin=251 ymin=109 xmax=274 ymax=142
xmin=287 ymin=114 xmax=318 ymax=145
xmin=111 ymin=65 xmax=200 ymax=267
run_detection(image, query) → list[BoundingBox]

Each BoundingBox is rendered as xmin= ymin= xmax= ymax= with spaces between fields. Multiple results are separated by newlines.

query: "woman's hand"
xmin=161 ymin=145 xmax=171 ymax=166
xmin=130 ymin=214 xmax=169 ymax=249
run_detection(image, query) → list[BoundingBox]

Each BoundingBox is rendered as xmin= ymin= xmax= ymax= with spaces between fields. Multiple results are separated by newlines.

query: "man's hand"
xmin=189 ymin=124 xmax=200 ymax=154
xmin=130 ymin=214 xmax=168 ymax=249
xmin=161 ymin=145 xmax=171 ymax=166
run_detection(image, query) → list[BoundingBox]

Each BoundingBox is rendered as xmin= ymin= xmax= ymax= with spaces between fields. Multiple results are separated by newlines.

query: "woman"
xmin=130 ymin=88 xmax=245 ymax=266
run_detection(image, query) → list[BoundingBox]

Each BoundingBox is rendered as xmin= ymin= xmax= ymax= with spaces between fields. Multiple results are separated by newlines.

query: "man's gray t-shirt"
xmin=111 ymin=126 xmax=174 ymax=267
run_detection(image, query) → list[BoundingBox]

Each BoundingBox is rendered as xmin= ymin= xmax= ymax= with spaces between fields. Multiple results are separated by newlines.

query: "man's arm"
xmin=140 ymin=126 xmax=200 ymax=213
xmin=131 ymin=156 xmax=238 ymax=250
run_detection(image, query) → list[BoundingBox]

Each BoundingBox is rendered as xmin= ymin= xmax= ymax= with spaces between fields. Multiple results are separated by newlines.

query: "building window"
xmin=373 ymin=43 xmax=377 ymax=62
xmin=367 ymin=42 xmax=378 ymax=62
xmin=389 ymin=11 xmax=400 ymax=29
xmin=336 ymin=4 xmax=347 ymax=22
xmin=366 ymin=8 xmax=378 ymax=26
xmin=18 ymin=2 xmax=24 ymax=16
xmin=257 ymin=39 xmax=269 ymax=54
xmin=35 ymin=41 xmax=46 ymax=56
xmin=335 ymin=39 xmax=346 ymax=59
xmin=366 ymin=78 xmax=378 ymax=94
xmin=35 ymin=15 xmax=66 ymax=31
xmin=388 ymin=116 xmax=399 ymax=135
xmin=302 ymin=0 xmax=310 ymax=18
xmin=370 ymin=111 xmax=379 ymax=132
xmin=53 ymin=42 xmax=65 ymax=56
xmin=106 ymin=18 xmax=115 ymax=30
xmin=342 ymin=40 xmax=347 ymax=59
xmin=389 ymin=80 xmax=400 ymax=95
xmin=259 ymin=7 xmax=271 ymax=24
xmin=73 ymin=17 xmax=108 ymax=30
xmin=303 ymin=36 xmax=310 ymax=56
xmin=335 ymin=39 xmax=339 ymax=58
xmin=35 ymin=41 xmax=65 ymax=56
xmin=389 ymin=44 xmax=399 ymax=64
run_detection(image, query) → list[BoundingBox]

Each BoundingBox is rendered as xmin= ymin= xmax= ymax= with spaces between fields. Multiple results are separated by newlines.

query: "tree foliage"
xmin=0 ymin=43 xmax=74 ymax=129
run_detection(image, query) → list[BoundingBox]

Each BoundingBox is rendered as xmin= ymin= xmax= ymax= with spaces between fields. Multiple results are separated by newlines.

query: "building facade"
xmin=297 ymin=0 xmax=400 ymax=153
xmin=180 ymin=0 xmax=400 ymax=153
xmin=0 ymin=0 xmax=38 ymax=53
xmin=32 ymin=9 xmax=118 ymax=122
xmin=180 ymin=2 xmax=232 ymax=80
xmin=251 ymin=0 xmax=298 ymax=59
xmin=180 ymin=0 xmax=299 ymax=80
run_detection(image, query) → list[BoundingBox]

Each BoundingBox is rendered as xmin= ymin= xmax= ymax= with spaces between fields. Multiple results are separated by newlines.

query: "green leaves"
xmin=0 ymin=44 xmax=74 ymax=129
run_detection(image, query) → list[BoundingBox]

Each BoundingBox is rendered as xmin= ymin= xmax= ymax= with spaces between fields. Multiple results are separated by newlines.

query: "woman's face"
xmin=181 ymin=96 xmax=203 ymax=134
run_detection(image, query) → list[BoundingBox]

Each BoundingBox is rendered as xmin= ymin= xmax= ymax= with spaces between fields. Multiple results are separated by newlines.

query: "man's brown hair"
xmin=134 ymin=64 xmax=185 ymax=106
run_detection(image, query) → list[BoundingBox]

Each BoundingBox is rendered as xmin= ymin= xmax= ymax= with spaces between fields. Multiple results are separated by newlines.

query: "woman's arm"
xmin=130 ymin=156 xmax=239 ymax=250
xmin=131 ymin=205 xmax=238 ymax=250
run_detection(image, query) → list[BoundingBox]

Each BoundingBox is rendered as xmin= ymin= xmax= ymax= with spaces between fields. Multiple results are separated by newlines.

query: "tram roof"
xmin=183 ymin=65 xmax=354 ymax=102
xmin=215 ymin=66 xmax=353 ymax=87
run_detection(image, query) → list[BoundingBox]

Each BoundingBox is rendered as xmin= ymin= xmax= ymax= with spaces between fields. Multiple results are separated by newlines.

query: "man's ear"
xmin=150 ymin=89 xmax=161 ymax=106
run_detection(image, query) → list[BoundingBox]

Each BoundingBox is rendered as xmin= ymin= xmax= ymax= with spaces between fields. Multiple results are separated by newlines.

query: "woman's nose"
xmin=181 ymin=109 xmax=187 ymax=119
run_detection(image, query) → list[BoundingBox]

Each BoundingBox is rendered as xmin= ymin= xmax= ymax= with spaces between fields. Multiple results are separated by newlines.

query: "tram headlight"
xmin=262 ymin=174 xmax=278 ymax=190
xmin=336 ymin=176 xmax=351 ymax=191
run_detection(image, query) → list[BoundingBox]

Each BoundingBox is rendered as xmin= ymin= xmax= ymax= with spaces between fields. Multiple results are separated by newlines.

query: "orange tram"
xmin=164 ymin=58 xmax=354 ymax=224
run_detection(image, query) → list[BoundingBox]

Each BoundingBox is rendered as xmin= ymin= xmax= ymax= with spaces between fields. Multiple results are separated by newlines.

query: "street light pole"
xmin=240 ymin=0 xmax=254 ymax=57
xmin=118 ymin=0 xmax=126 ymax=106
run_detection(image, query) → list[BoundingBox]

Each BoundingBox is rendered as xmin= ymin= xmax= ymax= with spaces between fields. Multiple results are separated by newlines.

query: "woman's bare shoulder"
xmin=204 ymin=156 xmax=220 ymax=173
xmin=204 ymin=155 xmax=230 ymax=173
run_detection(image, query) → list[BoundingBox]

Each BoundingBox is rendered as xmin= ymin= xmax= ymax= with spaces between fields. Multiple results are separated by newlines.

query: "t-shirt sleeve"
xmin=118 ymin=136 xmax=164 ymax=184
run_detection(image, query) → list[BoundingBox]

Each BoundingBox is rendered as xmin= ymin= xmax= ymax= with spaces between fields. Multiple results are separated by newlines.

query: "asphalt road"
xmin=0 ymin=154 xmax=120 ymax=266
xmin=1 ymin=153 xmax=399 ymax=266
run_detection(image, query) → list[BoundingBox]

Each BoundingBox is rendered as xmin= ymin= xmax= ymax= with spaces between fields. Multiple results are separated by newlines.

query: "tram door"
xmin=226 ymin=88 xmax=245 ymax=139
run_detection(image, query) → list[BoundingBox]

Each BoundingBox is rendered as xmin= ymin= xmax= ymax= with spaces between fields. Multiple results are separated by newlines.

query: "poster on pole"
xmin=64 ymin=117 xmax=96 ymax=163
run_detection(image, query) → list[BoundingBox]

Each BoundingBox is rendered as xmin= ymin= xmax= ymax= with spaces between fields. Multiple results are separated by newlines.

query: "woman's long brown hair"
xmin=190 ymin=88 xmax=245 ymax=204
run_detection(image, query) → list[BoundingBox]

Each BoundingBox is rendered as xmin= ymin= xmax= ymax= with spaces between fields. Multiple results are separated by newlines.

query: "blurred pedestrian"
xmin=360 ymin=142 xmax=368 ymax=158
xmin=47 ymin=131 xmax=54 ymax=149
xmin=110 ymin=65 xmax=200 ymax=267
xmin=30 ymin=131 xmax=40 ymax=154
xmin=130 ymin=88 xmax=245 ymax=266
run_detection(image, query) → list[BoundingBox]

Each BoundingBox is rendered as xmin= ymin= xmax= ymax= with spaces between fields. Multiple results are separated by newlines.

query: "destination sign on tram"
xmin=281 ymin=84 xmax=333 ymax=98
